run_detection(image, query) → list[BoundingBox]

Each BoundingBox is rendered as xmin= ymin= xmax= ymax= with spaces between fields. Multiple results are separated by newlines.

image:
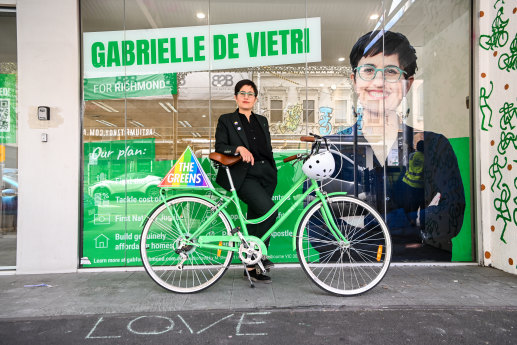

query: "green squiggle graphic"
xmin=499 ymin=101 xmax=517 ymax=130
xmin=514 ymin=177 xmax=517 ymax=228
xmin=498 ymin=33 xmax=517 ymax=71
xmin=480 ymin=81 xmax=494 ymax=131
xmin=494 ymin=183 xmax=512 ymax=244
xmin=493 ymin=0 xmax=505 ymax=10
xmin=489 ymin=155 xmax=507 ymax=192
xmin=479 ymin=7 xmax=509 ymax=50
xmin=497 ymin=131 xmax=517 ymax=155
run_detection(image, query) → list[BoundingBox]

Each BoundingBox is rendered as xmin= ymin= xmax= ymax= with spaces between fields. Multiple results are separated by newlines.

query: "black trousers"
xmin=236 ymin=161 xmax=277 ymax=248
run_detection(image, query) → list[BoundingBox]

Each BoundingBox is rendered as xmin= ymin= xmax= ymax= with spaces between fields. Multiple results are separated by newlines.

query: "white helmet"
xmin=302 ymin=151 xmax=335 ymax=180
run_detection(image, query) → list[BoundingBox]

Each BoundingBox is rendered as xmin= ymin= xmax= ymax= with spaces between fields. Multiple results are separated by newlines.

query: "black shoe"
xmin=243 ymin=269 xmax=272 ymax=284
xmin=261 ymin=258 xmax=275 ymax=270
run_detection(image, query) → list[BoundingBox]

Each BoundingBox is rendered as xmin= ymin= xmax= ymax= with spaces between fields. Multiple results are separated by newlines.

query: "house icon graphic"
xmin=94 ymin=234 xmax=109 ymax=249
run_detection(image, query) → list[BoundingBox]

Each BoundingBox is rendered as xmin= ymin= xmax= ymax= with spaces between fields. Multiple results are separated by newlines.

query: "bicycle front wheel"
xmin=296 ymin=195 xmax=391 ymax=296
xmin=140 ymin=196 xmax=234 ymax=293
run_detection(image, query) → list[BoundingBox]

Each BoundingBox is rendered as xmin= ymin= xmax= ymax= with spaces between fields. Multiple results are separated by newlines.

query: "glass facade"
xmin=80 ymin=0 xmax=472 ymax=267
xmin=0 ymin=8 xmax=17 ymax=268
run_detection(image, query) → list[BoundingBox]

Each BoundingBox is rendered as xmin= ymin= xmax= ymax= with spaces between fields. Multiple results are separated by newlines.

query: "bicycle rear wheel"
xmin=296 ymin=195 xmax=391 ymax=296
xmin=140 ymin=196 xmax=234 ymax=293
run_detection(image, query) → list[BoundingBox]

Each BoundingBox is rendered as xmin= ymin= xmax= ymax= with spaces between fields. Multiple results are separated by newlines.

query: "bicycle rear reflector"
xmin=377 ymin=245 xmax=383 ymax=262
xmin=217 ymin=241 xmax=223 ymax=257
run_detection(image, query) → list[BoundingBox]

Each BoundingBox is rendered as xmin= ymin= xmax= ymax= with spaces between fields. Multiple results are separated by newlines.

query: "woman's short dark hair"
xmin=349 ymin=30 xmax=418 ymax=78
xmin=416 ymin=140 xmax=424 ymax=152
xmin=234 ymin=79 xmax=258 ymax=96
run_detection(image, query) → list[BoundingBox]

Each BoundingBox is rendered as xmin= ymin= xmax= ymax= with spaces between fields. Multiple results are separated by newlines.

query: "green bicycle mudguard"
xmin=139 ymin=192 xmax=236 ymax=230
xmin=291 ymin=192 xmax=348 ymax=251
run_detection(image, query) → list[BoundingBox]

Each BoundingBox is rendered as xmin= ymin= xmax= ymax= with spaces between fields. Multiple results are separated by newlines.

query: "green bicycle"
xmin=140 ymin=134 xmax=391 ymax=296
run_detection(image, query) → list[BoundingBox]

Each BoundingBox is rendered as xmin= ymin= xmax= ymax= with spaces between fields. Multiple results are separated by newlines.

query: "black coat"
xmin=330 ymin=125 xmax=465 ymax=251
xmin=214 ymin=109 xmax=277 ymax=191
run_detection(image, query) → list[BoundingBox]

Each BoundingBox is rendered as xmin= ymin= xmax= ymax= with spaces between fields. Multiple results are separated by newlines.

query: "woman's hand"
xmin=236 ymin=146 xmax=254 ymax=165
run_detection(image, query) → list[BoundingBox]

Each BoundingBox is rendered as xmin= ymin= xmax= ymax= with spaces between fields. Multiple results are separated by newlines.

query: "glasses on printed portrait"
xmin=355 ymin=64 xmax=407 ymax=83
xmin=236 ymin=91 xmax=257 ymax=98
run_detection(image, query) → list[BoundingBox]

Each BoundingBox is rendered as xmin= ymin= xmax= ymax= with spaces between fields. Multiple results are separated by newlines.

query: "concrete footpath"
xmin=1 ymin=264 xmax=517 ymax=319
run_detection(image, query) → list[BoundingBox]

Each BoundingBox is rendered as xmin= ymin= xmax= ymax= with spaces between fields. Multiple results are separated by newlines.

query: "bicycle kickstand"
xmin=243 ymin=264 xmax=255 ymax=288
xmin=232 ymin=227 xmax=255 ymax=288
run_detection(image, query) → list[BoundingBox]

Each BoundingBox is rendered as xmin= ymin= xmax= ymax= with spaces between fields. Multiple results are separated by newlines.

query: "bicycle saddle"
xmin=209 ymin=152 xmax=242 ymax=167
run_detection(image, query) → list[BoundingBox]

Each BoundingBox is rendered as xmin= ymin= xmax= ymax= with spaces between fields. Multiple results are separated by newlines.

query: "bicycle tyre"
xmin=296 ymin=195 xmax=391 ymax=296
xmin=140 ymin=195 xmax=234 ymax=293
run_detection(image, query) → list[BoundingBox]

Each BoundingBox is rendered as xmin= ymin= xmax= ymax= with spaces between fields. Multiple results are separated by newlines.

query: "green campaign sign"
xmin=0 ymin=74 xmax=17 ymax=144
xmin=81 ymin=150 xmax=305 ymax=267
xmin=81 ymin=139 xmax=473 ymax=267
xmin=83 ymin=17 xmax=321 ymax=78
xmin=84 ymin=73 xmax=177 ymax=100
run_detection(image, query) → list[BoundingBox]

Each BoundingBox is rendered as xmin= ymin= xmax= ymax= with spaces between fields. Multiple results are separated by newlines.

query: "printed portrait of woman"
xmin=329 ymin=30 xmax=466 ymax=261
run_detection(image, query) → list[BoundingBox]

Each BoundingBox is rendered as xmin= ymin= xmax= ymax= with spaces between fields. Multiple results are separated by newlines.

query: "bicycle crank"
xmin=238 ymin=241 xmax=262 ymax=265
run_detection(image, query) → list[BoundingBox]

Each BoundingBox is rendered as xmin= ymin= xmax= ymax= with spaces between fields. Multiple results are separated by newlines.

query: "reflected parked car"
xmin=88 ymin=172 xmax=161 ymax=200
xmin=2 ymin=168 xmax=18 ymax=198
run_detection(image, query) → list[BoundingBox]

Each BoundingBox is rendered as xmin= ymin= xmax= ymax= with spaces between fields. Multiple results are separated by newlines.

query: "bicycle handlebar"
xmin=300 ymin=136 xmax=315 ymax=142
xmin=282 ymin=134 xmax=325 ymax=163
xmin=283 ymin=154 xmax=299 ymax=163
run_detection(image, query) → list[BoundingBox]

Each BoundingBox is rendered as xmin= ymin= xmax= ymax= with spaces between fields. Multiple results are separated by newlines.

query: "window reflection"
xmin=0 ymin=9 xmax=17 ymax=268
xmin=80 ymin=0 xmax=472 ymax=266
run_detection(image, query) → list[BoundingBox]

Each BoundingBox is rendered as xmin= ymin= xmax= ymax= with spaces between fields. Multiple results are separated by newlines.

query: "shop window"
xmin=0 ymin=7 xmax=17 ymax=268
xmin=303 ymin=100 xmax=315 ymax=123
xmin=334 ymin=100 xmax=348 ymax=123
xmin=270 ymin=100 xmax=283 ymax=122
xmin=79 ymin=0 xmax=472 ymax=267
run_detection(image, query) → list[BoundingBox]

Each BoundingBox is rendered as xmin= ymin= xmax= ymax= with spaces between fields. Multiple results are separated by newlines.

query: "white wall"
xmin=16 ymin=0 xmax=80 ymax=273
xmin=476 ymin=0 xmax=517 ymax=274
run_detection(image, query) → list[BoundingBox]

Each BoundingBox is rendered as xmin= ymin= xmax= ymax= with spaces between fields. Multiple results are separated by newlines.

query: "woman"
xmin=214 ymin=79 xmax=277 ymax=283
xmin=335 ymin=31 xmax=465 ymax=260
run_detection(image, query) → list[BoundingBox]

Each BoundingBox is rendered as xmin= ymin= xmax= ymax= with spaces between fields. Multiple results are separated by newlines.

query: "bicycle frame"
xmin=140 ymin=140 xmax=391 ymax=296
xmin=155 ymin=171 xmax=349 ymax=257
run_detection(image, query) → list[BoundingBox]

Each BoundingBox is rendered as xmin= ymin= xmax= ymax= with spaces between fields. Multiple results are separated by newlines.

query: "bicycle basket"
xmin=302 ymin=151 xmax=335 ymax=180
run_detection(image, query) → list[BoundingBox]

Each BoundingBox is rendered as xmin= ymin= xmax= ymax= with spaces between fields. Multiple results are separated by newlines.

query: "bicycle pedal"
xmin=255 ymin=267 xmax=269 ymax=274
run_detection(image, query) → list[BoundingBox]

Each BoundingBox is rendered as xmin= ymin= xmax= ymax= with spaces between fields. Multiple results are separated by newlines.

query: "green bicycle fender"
xmin=139 ymin=193 xmax=236 ymax=230
xmin=291 ymin=192 xmax=348 ymax=251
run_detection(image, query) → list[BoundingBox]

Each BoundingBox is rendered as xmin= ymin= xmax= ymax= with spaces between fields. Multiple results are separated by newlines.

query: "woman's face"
xmin=351 ymin=53 xmax=413 ymax=117
xmin=234 ymin=84 xmax=257 ymax=113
